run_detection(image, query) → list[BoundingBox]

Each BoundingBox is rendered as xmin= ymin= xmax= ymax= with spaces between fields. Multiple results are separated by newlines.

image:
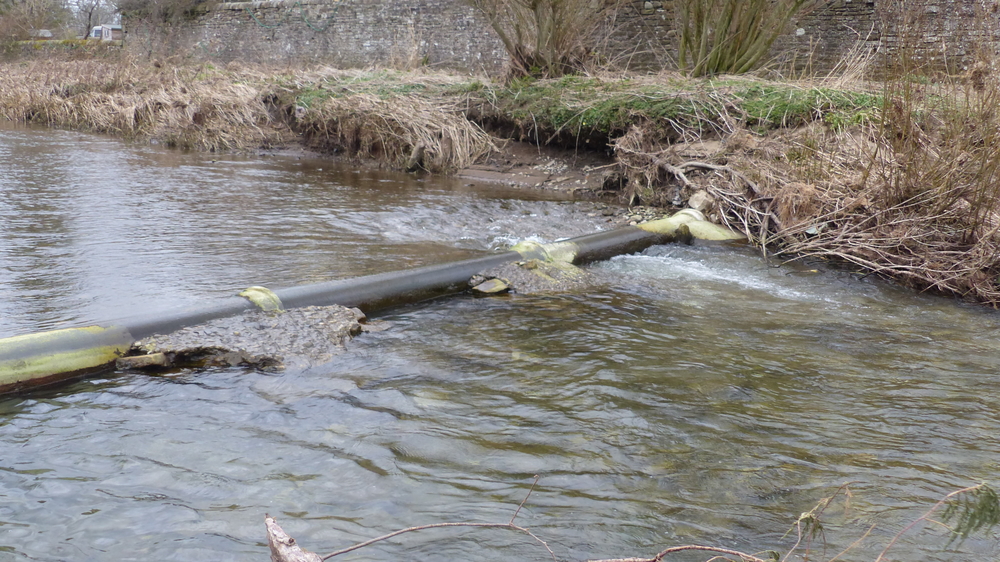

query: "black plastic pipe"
xmin=0 ymin=210 xmax=743 ymax=394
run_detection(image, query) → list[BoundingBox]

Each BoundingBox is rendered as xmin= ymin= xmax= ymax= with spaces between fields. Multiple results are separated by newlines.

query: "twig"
xmin=874 ymin=484 xmax=985 ymax=562
xmin=511 ymin=474 xmax=541 ymax=524
xmin=780 ymin=482 xmax=856 ymax=562
xmin=825 ymin=522 xmax=877 ymax=562
xmin=320 ymin=475 xmax=555 ymax=561
xmin=588 ymin=544 xmax=769 ymax=562
xmin=320 ymin=521 xmax=555 ymax=560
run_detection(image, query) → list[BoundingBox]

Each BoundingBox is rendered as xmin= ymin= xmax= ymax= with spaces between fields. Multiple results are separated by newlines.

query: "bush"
xmin=465 ymin=0 xmax=603 ymax=79
xmin=676 ymin=0 xmax=814 ymax=77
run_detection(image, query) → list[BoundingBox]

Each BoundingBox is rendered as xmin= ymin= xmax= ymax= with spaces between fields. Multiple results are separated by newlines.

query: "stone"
xmin=688 ymin=190 xmax=716 ymax=213
xmin=123 ymin=305 xmax=364 ymax=370
xmin=472 ymin=259 xmax=593 ymax=295
xmin=471 ymin=278 xmax=511 ymax=294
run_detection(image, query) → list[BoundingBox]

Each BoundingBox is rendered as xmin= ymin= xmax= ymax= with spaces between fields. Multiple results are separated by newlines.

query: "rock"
xmin=472 ymin=278 xmax=511 ymax=294
xmin=688 ymin=190 xmax=716 ymax=213
xmin=122 ymin=305 xmax=364 ymax=370
xmin=472 ymin=259 xmax=592 ymax=295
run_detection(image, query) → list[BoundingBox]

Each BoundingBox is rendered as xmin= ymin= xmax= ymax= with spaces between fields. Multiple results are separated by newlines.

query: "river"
xmin=1 ymin=120 xmax=998 ymax=561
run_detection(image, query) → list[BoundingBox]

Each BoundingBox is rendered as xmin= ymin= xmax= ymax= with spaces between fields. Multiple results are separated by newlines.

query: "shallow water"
xmin=1 ymin=120 xmax=998 ymax=561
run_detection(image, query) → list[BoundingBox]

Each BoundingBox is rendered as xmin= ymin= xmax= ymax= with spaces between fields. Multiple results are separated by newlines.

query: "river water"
xmin=1 ymin=120 xmax=998 ymax=561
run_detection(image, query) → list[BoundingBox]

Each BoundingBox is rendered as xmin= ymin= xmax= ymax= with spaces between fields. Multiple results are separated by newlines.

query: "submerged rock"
xmin=118 ymin=305 xmax=365 ymax=371
xmin=470 ymin=258 xmax=594 ymax=295
xmin=471 ymin=277 xmax=511 ymax=294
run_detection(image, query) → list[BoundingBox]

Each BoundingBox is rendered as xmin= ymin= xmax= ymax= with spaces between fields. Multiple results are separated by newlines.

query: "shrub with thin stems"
xmin=676 ymin=0 xmax=815 ymax=77
xmin=465 ymin=0 xmax=604 ymax=79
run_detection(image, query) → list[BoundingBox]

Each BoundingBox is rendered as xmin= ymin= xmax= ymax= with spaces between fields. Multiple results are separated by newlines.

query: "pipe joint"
xmin=239 ymin=286 xmax=284 ymax=312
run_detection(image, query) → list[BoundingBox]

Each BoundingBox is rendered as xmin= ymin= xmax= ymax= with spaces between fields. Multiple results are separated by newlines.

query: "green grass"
xmin=737 ymin=85 xmax=880 ymax=130
xmin=478 ymin=76 xmax=882 ymax=141
xmin=280 ymin=69 xmax=881 ymax=142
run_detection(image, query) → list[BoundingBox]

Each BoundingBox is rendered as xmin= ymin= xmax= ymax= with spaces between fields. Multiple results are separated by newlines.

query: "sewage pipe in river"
xmin=0 ymin=209 xmax=742 ymax=395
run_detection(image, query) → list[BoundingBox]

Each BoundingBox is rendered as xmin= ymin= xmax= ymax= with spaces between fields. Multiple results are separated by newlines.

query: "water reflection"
xmin=1 ymin=121 xmax=999 ymax=561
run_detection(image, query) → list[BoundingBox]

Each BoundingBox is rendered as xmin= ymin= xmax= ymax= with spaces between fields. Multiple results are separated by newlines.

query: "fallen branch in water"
xmin=265 ymin=480 xmax=1000 ymax=562
xmin=587 ymin=545 xmax=770 ymax=562
xmin=320 ymin=520 xmax=555 ymax=560
xmin=266 ymin=514 xmax=323 ymax=562
xmin=265 ymin=475 xmax=555 ymax=562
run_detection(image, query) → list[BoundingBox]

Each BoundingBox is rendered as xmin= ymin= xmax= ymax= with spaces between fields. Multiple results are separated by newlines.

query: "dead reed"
xmin=604 ymin=29 xmax=1000 ymax=305
xmin=295 ymin=91 xmax=499 ymax=173
xmin=0 ymin=58 xmax=282 ymax=151
xmin=0 ymin=60 xmax=498 ymax=169
xmin=664 ymin=70 xmax=1000 ymax=304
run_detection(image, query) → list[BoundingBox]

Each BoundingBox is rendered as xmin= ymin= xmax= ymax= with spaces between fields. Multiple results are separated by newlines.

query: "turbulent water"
xmin=1 ymin=120 xmax=999 ymax=561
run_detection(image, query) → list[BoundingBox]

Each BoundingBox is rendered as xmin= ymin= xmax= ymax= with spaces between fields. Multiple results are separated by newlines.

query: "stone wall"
xmin=877 ymin=0 xmax=1000 ymax=72
xmin=773 ymin=0 xmax=880 ymax=75
xmin=124 ymin=0 xmax=1000 ymax=75
xmin=127 ymin=0 xmax=508 ymax=73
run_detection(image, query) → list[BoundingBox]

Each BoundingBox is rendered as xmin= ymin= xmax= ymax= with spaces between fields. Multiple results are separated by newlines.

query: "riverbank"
xmin=3 ymin=55 xmax=1000 ymax=305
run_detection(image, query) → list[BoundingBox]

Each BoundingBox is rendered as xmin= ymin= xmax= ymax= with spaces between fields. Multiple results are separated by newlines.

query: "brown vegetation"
xmin=0 ymin=59 xmax=494 ymax=170
xmin=297 ymin=92 xmax=497 ymax=171
xmin=0 ymin=58 xmax=281 ymax=151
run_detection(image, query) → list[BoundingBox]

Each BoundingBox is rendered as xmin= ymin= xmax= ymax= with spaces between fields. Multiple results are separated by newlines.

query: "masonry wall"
xmin=127 ymin=0 xmax=508 ymax=73
xmin=124 ymin=0 xmax=1000 ymax=75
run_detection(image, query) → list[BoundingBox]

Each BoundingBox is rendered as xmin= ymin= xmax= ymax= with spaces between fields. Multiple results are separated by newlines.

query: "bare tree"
xmin=0 ymin=0 xmax=72 ymax=39
xmin=74 ymin=0 xmax=116 ymax=37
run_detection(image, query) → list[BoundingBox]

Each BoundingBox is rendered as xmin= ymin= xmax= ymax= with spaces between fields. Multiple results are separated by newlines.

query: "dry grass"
xmin=0 ymin=59 xmax=499 ymax=169
xmin=0 ymin=58 xmax=283 ymax=151
xmin=296 ymin=93 xmax=498 ymax=172
xmin=636 ymin=74 xmax=1000 ymax=304
xmin=601 ymin=47 xmax=1000 ymax=305
xmin=772 ymin=73 xmax=1000 ymax=303
xmin=285 ymin=67 xmax=499 ymax=172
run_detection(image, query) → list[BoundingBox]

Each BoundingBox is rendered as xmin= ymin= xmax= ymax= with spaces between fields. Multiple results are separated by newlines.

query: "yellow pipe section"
xmin=0 ymin=325 xmax=133 ymax=391
xmin=638 ymin=209 xmax=746 ymax=241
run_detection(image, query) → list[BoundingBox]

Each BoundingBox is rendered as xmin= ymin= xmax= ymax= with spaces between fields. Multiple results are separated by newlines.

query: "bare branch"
xmin=874 ymin=484 xmax=986 ymax=562
xmin=320 ymin=477 xmax=555 ymax=561
xmin=511 ymin=474 xmax=541 ymax=525
xmin=588 ymin=544 xmax=769 ymax=562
